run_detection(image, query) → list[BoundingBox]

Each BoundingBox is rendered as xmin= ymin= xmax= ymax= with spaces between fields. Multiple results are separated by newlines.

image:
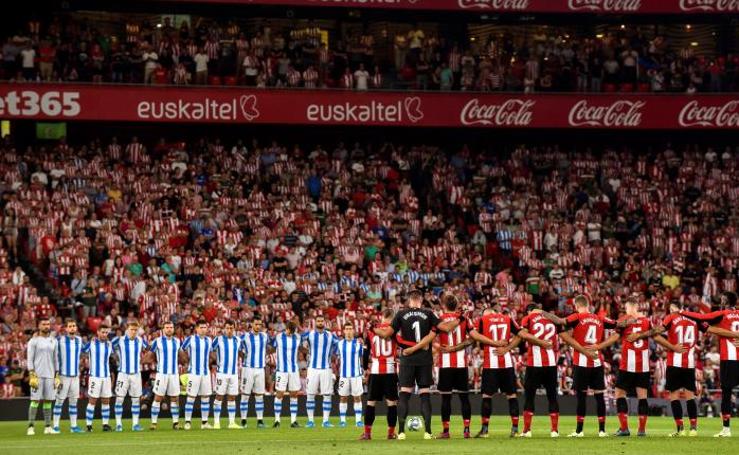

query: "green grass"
xmin=1 ymin=416 xmax=732 ymax=454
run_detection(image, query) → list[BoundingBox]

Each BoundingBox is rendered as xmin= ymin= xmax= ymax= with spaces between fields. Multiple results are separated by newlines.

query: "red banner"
xmin=0 ymin=83 xmax=737 ymax=129
xmin=162 ymin=0 xmax=739 ymax=14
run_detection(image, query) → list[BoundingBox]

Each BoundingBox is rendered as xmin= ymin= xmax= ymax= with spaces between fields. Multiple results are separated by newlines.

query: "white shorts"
xmin=115 ymin=372 xmax=143 ymax=398
xmin=56 ymin=376 xmax=80 ymax=400
xmin=187 ymin=374 xmax=213 ymax=397
xmin=31 ymin=377 xmax=56 ymax=401
xmin=275 ymin=372 xmax=301 ymax=393
xmin=338 ymin=377 xmax=363 ymax=397
xmin=88 ymin=377 xmax=113 ymax=399
xmin=215 ymin=373 xmax=239 ymax=396
xmin=306 ymin=368 xmax=334 ymax=395
xmin=153 ymin=373 xmax=180 ymax=397
xmin=240 ymin=367 xmax=266 ymax=395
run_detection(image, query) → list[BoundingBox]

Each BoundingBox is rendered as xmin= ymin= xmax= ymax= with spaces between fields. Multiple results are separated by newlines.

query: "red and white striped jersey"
xmin=662 ymin=313 xmax=701 ymax=369
xmin=618 ymin=316 xmax=651 ymax=373
xmin=565 ymin=312 xmax=617 ymax=368
xmin=367 ymin=324 xmax=396 ymax=374
xmin=682 ymin=309 xmax=739 ymax=361
xmin=520 ymin=312 xmax=559 ymax=367
xmin=437 ymin=313 xmax=469 ymax=368
xmin=476 ymin=313 xmax=520 ymax=369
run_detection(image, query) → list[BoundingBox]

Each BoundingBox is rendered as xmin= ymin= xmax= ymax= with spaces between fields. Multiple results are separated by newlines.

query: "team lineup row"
xmin=24 ymin=290 xmax=739 ymax=440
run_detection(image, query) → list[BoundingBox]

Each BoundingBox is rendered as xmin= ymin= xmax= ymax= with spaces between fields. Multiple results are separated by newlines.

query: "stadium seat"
xmin=87 ymin=317 xmax=102 ymax=332
xmin=224 ymin=76 xmax=238 ymax=86
xmin=620 ymin=83 xmax=634 ymax=92
xmin=603 ymin=83 xmax=617 ymax=92
xmin=208 ymin=75 xmax=222 ymax=85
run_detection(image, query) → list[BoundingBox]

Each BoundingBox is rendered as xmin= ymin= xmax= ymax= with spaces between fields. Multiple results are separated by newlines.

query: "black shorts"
xmin=665 ymin=366 xmax=696 ymax=392
xmin=368 ymin=373 xmax=399 ymax=402
xmin=572 ymin=366 xmax=606 ymax=392
xmin=524 ymin=366 xmax=558 ymax=392
xmin=481 ymin=368 xmax=516 ymax=395
xmin=398 ymin=363 xmax=434 ymax=388
xmin=720 ymin=360 xmax=739 ymax=390
xmin=615 ymin=370 xmax=650 ymax=391
xmin=437 ymin=368 xmax=469 ymax=393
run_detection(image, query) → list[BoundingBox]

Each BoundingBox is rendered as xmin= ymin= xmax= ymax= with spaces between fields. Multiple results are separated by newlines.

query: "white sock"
xmin=227 ymin=400 xmax=236 ymax=424
xmin=307 ymin=394 xmax=316 ymax=422
xmin=114 ymin=397 xmax=124 ymax=426
xmin=69 ymin=400 xmax=78 ymax=428
xmin=53 ymin=399 xmax=63 ymax=428
xmin=255 ymin=395 xmax=264 ymax=420
xmin=171 ymin=401 xmax=179 ymax=423
xmin=214 ymin=400 xmax=222 ymax=425
xmin=274 ymin=397 xmax=282 ymax=422
xmin=240 ymin=395 xmax=249 ymax=422
xmin=86 ymin=403 xmax=95 ymax=426
xmin=151 ymin=401 xmax=160 ymax=424
xmin=289 ymin=397 xmax=298 ymax=423
xmin=185 ymin=396 xmax=195 ymax=422
xmin=339 ymin=402 xmax=347 ymax=423
xmin=131 ymin=397 xmax=140 ymax=427
xmin=101 ymin=403 xmax=110 ymax=425
xmin=353 ymin=401 xmax=363 ymax=423
xmin=322 ymin=395 xmax=332 ymax=422
xmin=200 ymin=398 xmax=210 ymax=423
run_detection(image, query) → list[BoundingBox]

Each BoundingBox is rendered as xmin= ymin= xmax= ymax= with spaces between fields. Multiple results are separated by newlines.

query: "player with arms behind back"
xmin=360 ymin=308 xmax=399 ymax=440
xmin=542 ymin=295 xmax=620 ymax=438
xmin=53 ymin=319 xmax=83 ymax=434
xmin=240 ymin=318 xmax=270 ymax=428
xmin=681 ymin=292 xmax=739 ymax=437
xmin=336 ymin=322 xmax=365 ymax=428
xmin=373 ymin=290 xmax=460 ymax=440
xmin=147 ymin=321 xmax=182 ymax=430
xmin=181 ymin=319 xmax=214 ymax=430
xmin=655 ymin=301 xmax=705 ymax=436
xmin=111 ymin=320 xmax=148 ymax=432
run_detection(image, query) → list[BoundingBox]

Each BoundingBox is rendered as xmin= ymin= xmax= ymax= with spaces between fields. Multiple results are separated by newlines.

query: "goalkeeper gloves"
xmin=54 ymin=374 xmax=61 ymax=388
xmin=29 ymin=371 xmax=39 ymax=389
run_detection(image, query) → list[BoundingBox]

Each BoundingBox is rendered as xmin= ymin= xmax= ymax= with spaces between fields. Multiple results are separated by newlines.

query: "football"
xmin=407 ymin=417 xmax=422 ymax=432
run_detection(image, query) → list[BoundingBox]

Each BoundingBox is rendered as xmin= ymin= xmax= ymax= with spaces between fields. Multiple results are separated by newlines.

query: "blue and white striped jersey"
xmin=212 ymin=335 xmax=241 ymax=375
xmin=272 ymin=333 xmax=300 ymax=373
xmin=336 ymin=338 xmax=364 ymax=378
xmin=57 ymin=335 xmax=82 ymax=377
xmin=149 ymin=336 xmax=181 ymax=375
xmin=301 ymin=329 xmax=336 ymax=370
xmin=111 ymin=335 xmax=148 ymax=375
xmin=241 ymin=331 xmax=269 ymax=369
xmin=181 ymin=335 xmax=213 ymax=376
xmin=82 ymin=338 xmax=113 ymax=378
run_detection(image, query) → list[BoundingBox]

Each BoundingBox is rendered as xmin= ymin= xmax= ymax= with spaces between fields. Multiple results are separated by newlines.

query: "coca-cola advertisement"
xmin=163 ymin=0 xmax=739 ymax=13
xmin=0 ymin=83 xmax=738 ymax=129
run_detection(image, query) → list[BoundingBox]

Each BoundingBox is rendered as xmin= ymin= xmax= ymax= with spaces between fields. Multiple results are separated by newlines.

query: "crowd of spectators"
xmin=0 ymin=132 xmax=736 ymax=416
xmin=2 ymin=16 xmax=739 ymax=92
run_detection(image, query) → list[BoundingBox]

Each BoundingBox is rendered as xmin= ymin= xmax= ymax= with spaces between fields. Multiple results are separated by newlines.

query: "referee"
xmin=373 ymin=290 xmax=461 ymax=439
xmin=26 ymin=317 xmax=59 ymax=435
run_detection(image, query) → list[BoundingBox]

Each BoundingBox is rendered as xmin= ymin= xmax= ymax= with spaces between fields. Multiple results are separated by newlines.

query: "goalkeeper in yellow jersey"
xmin=26 ymin=317 xmax=59 ymax=435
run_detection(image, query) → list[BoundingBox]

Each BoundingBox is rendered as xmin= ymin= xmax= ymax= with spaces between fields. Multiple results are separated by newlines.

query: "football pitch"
xmin=0 ymin=416 xmax=732 ymax=454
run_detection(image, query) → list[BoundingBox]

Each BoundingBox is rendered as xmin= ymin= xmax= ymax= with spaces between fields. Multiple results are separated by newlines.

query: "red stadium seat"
xmin=620 ymin=83 xmax=634 ymax=92
xmin=603 ymin=83 xmax=617 ymax=92
xmin=638 ymin=82 xmax=651 ymax=92
xmin=209 ymin=75 xmax=222 ymax=85
xmin=224 ymin=76 xmax=238 ymax=86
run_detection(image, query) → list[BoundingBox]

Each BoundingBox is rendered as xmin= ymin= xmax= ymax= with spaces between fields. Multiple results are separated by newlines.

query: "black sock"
xmin=398 ymin=392 xmax=411 ymax=433
xmin=638 ymin=398 xmax=648 ymax=416
xmin=365 ymin=404 xmax=376 ymax=427
xmin=546 ymin=384 xmax=559 ymax=413
xmin=441 ymin=394 xmax=452 ymax=430
xmin=721 ymin=390 xmax=732 ymax=428
xmin=595 ymin=394 xmax=606 ymax=432
xmin=508 ymin=397 xmax=519 ymax=427
xmin=576 ymin=390 xmax=587 ymax=433
xmin=387 ymin=405 xmax=397 ymax=429
xmin=671 ymin=400 xmax=683 ymax=429
xmin=616 ymin=397 xmax=628 ymax=414
xmin=459 ymin=393 xmax=472 ymax=423
xmin=420 ymin=393 xmax=432 ymax=434
xmin=481 ymin=397 xmax=492 ymax=428
xmin=524 ymin=389 xmax=535 ymax=412
xmin=686 ymin=399 xmax=697 ymax=428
